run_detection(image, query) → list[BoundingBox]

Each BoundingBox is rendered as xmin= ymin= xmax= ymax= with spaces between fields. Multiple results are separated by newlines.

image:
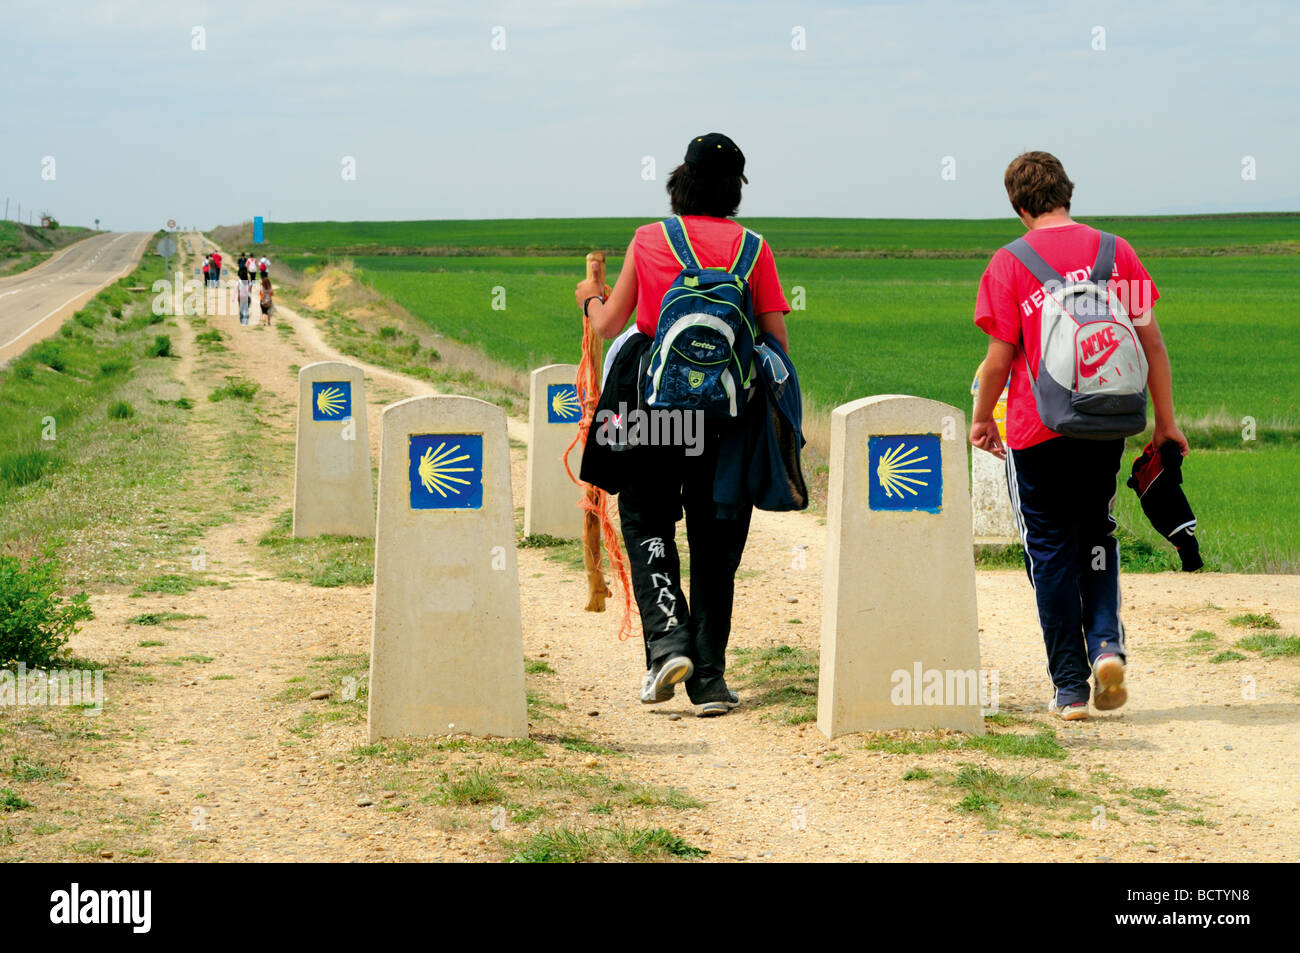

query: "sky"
xmin=1 ymin=0 xmax=1297 ymax=231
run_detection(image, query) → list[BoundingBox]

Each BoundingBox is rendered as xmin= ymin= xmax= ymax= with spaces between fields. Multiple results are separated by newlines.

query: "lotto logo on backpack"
xmin=1004 ymin=231 xmax=1149 ymax=439
xmin=644 ymin=216 xmax=762 ymax=419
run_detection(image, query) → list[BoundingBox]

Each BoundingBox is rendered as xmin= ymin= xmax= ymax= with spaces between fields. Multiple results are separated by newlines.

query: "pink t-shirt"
xmin=974 ymin=222 xmax=1159 ymax=450
xmin=632 ymin=216 xmax=789 ymax=336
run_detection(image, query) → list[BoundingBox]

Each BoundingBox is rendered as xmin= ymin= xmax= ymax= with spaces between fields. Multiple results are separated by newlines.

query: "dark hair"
xmin=1004 ymin=151 xmax=1074 ymax=217
xmin=667 ymin=163 xmax=742 ymax=218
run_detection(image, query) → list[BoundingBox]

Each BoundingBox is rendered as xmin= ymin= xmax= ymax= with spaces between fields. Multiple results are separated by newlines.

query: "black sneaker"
xmin=696 ymin=690 xmax=740 ymax=718
xmin=640 ymin=656 xmax=694 ymax=704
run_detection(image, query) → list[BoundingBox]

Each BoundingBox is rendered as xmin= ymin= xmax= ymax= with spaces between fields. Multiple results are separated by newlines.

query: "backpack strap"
xmin=1091 ymin=231 xmax=1117 ymax=285
xmin=1002 ymin=236 xmax=1064 ymax=287
xmin=731 ymin=229 xmax=764 ymax=280
xmin=660 ymin=216 xmax=701 ymax=270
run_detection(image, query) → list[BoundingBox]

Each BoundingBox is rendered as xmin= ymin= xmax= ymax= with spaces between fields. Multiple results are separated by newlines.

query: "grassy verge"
xmin=0 ymin=236 xmax=202 ymax=586
xmin=257 ymin=510 xmax=373 ymax=587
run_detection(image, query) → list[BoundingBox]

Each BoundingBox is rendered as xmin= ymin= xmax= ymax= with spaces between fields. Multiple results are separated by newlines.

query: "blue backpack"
xmin=644 ymin=216 xmax=762 ymax=419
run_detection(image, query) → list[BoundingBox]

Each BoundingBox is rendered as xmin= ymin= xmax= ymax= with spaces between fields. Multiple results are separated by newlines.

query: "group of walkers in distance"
xmin=200 ymin=250 xmax=273 ymax=326
xmin=575 ymin=134 xmax=1186 ymax=722
xmin=237 ymin=251 xmax=273 ymax=326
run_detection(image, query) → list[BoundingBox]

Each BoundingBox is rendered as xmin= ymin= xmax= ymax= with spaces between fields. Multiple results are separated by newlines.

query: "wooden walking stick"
xmin=577 ymin=253 xmax=611 ymax=611
xmin=563 ymin=253 xmax=632 ymax=636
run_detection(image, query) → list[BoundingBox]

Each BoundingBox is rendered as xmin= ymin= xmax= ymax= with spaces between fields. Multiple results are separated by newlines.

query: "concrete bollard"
xmin=970 ymin=365 xmax=1018 ymax=542
xmin=817 ymin=395 xmax=985 ymax=739
xmin=292 ymin=361 xmax=374 ymax=538
xmin=367 ymin=395 xmax=528 ymax=741
xmin=524 ymin=363 xmax=583 ymax=539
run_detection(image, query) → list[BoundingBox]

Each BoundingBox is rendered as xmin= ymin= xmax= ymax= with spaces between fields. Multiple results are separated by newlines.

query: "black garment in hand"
xmin=1126 ymin=441 xmax=1202 ymax=571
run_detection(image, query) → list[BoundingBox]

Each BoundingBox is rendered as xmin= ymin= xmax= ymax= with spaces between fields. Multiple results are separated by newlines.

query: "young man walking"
xmin=970 ymin=151 xmax=1188 ymax=721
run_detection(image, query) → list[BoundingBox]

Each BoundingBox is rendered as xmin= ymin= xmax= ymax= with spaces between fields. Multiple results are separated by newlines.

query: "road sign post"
xmin=155 ymin=236 xmax=177 ymax=280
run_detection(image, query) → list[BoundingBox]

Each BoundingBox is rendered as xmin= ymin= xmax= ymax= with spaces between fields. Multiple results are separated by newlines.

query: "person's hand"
xmin=969 ymin=418 xmax=1005 ymax=459
xmin=1153 ymin=420 xmax=1189 ymax=456
xmin=574 ymin=278 xmax=604 ymax=311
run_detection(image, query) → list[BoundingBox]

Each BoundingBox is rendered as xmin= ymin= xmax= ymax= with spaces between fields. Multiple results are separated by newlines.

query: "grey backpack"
xmin=1004 ymin=231 xmax=1148 ymax=440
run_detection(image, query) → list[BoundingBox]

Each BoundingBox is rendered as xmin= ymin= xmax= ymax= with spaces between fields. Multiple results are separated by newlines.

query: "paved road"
xmin=0 ymin=231 xmax=151 ymax=362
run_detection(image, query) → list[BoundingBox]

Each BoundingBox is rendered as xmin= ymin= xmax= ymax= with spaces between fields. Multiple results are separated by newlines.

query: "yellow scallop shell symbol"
xmin=876 ymin=442 xmax=932 ymax=499
xmin=417 ymin=442 xmax=474 ymax=498
xmin=551 ymin=387 xmax=581 ymax=420
xmin=316 ymin=386 xmax=345 ymax=417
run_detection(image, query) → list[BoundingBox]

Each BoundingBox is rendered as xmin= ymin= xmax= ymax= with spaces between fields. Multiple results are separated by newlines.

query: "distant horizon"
xmin=9 ymin=205 xmax=1298 ymax=235
xmin=244 ymin=209 xmax=1300 ymax=224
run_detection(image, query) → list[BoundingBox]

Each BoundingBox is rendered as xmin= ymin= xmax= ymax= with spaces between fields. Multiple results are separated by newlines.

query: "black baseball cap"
xmin=685 ymin=133 xmax=748 ymax=183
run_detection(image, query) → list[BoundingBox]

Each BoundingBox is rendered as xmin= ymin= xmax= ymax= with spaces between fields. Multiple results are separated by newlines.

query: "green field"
xmin=246 ymin=215 xmax=1299 ymax=572
xmin=250 ymin=213 xmax=1300 ymax=257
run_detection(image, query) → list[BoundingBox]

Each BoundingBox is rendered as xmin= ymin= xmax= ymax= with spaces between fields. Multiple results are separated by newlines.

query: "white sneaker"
xmin=1048 ymin=698 xmax=1089 ymax=721
xmin=640 ymin=656 xmax=693 ymax=705
xmin=1092 ymin=654 xmax=1128 ymax=711
xmin=696 ymin=691 xmax=740 ymax=718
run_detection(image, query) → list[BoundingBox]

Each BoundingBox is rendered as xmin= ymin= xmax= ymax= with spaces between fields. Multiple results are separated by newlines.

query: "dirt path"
xmin=9 ymin=236 xmax=1298 ymax=862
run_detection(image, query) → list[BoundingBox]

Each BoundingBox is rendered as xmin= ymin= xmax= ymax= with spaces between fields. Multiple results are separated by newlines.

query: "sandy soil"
xmin=8 ymin=237 xmax=1298 ymax=863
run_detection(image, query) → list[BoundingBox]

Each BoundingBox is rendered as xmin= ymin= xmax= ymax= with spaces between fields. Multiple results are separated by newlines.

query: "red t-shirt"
xmin=974 ymin=222 xmax=1159 ymax=450
xmin=632 ymin=215 xmax=789 ymax=336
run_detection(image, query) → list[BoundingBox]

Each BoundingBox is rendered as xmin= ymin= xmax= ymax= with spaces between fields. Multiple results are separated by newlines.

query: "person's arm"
xmin=1133 ymin=309 xmax=1189 ymax=455
xmin=969 ymin=337 xmax=1016 ymax=459
xmin=574 ymin=240 xmax=637 ymax=340
xmin=757 ymin=311 xmax=788 ymax=352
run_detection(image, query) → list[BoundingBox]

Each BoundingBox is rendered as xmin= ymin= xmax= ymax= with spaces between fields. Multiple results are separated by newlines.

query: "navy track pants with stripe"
xmin=1006 ymin=436 xmax=1127 ymax=706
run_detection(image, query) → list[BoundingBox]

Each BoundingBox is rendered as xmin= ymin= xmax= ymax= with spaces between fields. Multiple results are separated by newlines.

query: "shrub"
xmin=209 ymin=376 xmax=260 ymax=402
xmin=0 ymin=450 xmax=62 ymax=491
xmin=0 ymin=546 xmax=94 ymax=668
xmin=148 ymin=335 xmax=173 ymax=357
xmin=107 ymin=401 xmax=135 ymax=420
xmin=98 ymin=358 xmax=130 ymax=377
xmin=11 ymin=360 xmax=35 ymax=380
xmin=31 ymin=341 xmax=67 ymax=372
xmin=73 ymin=309 xmax=99 ymax=329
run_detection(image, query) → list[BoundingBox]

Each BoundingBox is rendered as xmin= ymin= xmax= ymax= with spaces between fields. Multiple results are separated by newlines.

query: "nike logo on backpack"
xmin=1079 ymin=339 xmax=1121 ymax=377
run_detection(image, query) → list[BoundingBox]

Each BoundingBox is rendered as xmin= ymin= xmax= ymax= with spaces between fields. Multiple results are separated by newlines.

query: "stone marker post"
xmin=367 ymin=395 xmax=528 ymax=741
xmin=292 ymin=361 xmax=374 ymax=538
xmin=817 ymin=395 xmax=985 ymax=738
xmin=970 ymin=365 xmax=1018 ymax=542
xmin=524 ymin=363 xmax=583 ymax=539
